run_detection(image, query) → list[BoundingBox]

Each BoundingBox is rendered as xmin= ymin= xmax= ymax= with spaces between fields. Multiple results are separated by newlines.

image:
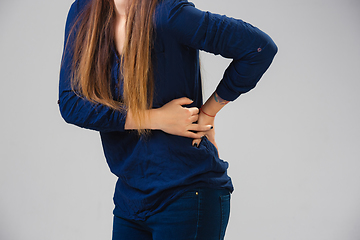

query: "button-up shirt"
xmin=59 ymin=0 xmax=277 ymax=220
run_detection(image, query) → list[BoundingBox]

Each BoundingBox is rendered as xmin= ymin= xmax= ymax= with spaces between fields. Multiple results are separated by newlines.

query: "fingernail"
xmin=193 ymin=143 xmax=198 ymax=148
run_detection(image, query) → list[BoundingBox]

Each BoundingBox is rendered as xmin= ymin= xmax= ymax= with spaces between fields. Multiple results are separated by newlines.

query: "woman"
xmin=59 ymin=0 xmax=277 ymax=239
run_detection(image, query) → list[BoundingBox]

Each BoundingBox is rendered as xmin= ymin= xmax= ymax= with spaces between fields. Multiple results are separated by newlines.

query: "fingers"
xmin=192 ymin=137 xmax=202 ymax=148
xmin=188 ymin=124 xmax=213 ymax=133
xmin=174 ymin=97 xmax=194 ymax=106
xmin=172 ymin=98 xmax=199 ymax=119
xmin=189 ymin=113 xmax=199 ymax=123
xmin=186 ymin=124 xmax=213 ymax=141
xmin=187 ymin=107 xmax=199 ymax=116
xmin=184 ymin=131 xmax=206 ymax=139
xmin=192 ymin=134 xmax=219 ymax=157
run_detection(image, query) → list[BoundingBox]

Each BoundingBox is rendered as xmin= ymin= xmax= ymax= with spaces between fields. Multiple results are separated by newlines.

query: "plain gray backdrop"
xmin=1 ymin=0 xmax=359 ymax=239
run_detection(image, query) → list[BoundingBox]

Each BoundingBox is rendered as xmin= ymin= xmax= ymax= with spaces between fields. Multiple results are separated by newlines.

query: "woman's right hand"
xmin=152 ymin=97 xmax=213 ymax=138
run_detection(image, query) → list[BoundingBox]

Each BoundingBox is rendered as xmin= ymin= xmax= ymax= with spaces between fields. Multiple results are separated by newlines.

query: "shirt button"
xmin=257 ymin=48 xmax=262 ymax=52
xmin=195 ymin=192 xmax=199 ymax=195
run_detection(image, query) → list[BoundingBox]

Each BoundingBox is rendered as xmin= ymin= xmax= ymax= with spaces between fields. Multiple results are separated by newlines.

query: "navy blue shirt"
xmin=59 ymin=0 xmax=277 ymax=220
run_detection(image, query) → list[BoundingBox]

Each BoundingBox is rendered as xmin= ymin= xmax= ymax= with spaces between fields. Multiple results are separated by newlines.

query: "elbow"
xmin=58 ymin=92 xmax=79 ymax=126
xmin=258 ymin=35 xmax=277 ymax=64
xmin=58 ymin=99 xmax=74 ymax=125
xmin=263 ymin=33 xmax=278 ymax=62
xmin=252 ymin=37 xmax=277 ymax=73
xmin=267 ymin=39 xmax=278 ymax=60
xmin=253 ymin=30 xmax=278 ymax=64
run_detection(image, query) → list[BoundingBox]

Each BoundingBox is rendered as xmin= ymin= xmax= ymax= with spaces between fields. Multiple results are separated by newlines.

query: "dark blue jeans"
xmin=112 ymin=188 xmax=231 ymax=240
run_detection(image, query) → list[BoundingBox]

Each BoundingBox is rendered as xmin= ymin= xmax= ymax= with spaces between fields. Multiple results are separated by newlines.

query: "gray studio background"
xmin=1 ymin=0 xmax=359 ymax=239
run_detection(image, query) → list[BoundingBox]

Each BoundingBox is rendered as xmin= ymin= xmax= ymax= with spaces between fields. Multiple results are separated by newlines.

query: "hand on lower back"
xmin=192 ymin=112 xmax=219 ymax=156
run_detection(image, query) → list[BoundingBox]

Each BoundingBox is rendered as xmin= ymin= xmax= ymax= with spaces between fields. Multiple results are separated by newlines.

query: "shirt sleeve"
xmin=58 ymin=0 xmax=127 ymax=132
xmin=166 ymin=0 xmax=278 ymax=101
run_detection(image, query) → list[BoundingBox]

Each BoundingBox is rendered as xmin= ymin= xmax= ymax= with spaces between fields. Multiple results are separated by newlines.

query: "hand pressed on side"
xmin=153 ymin=97 xmax=213 ymax=139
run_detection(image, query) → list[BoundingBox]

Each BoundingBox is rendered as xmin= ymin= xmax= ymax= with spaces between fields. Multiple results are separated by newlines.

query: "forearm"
xmin=59 ymin=90 xmax=127 ymax=132
xmin=200 ymin=91 xmax=229 ymax=117
xmin=124 ymin=109 xmax=160 ymax=130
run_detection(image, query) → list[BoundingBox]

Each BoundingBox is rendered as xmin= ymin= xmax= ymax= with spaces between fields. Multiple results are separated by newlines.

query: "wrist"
xmin=148 ymin=108 xmax=161 ymax=130
xmin=200 ymin=107 xmax=216 ymax=118
xmin=201 ymin=91 xmax=229 ymax=117
xmin=198 ymin=111 xmax=215 ymax=126
xmin=200 ymin=103 xmax=218 ymax=118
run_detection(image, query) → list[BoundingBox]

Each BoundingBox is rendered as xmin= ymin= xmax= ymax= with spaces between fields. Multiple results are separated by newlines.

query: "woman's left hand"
xmin=192 ymin=111 xmax=219 ymax=156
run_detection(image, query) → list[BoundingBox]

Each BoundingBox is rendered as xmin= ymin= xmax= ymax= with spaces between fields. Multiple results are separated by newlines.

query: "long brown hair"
xmin=68 ymin=0 xmax=158 ymax=133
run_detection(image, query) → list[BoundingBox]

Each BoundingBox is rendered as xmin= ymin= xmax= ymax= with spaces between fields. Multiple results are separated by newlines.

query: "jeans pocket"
xmin=220 ymin=194 xmax=231 ymax=240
